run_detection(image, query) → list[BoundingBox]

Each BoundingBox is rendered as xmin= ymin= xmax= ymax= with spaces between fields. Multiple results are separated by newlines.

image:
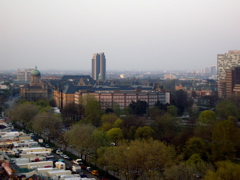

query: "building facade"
xmin=20 ymin=67 xmax=51 ymax=101
xmin=17 ymin=68 xmax=34 ymax=81
xmin=75 ymin=90 xmax=170 ymax=110
xmin=92 ymin=52 xmax=106 ymax=81
xmin=225 ymin=66 xmax=240 ymax=98
xmin=210 ymin=65 xmax=217 ymax=76
xmin=54 ymin=80 xmax=170 ymax=109
xmin=217 ymin=50 xmax=240 ymax=98
xmin=53 ymin=75 xmax=96 ymax=109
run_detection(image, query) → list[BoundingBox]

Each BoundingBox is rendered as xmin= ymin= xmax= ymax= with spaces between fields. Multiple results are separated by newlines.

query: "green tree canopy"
xmin=211 ymin=119 xmax=240 ymax=161
xmin=32 ymin=112 xmax=63 ymax=141
xmin=8 ymin=103 xmax=39 ymax=127
xmin=100 ymin=113 xmax=119 ymax=131
xmin=67 ymin=123 xmax=95 ymax=160
xmin=203 ymin=161 xmax=240 ymax=180
xmin=172 ymin=89 xmax=192 ymax=115
xmin=194 ymin=110 xmax=217 ymax=141
xmin=183 ymin=137 xmax=209 ymax=161
xmin=62 ymin=103 xmax=85 ymax=122
xmin=149 ymin=106 xmax=162 ymax=120
xmin=167 ymin=105 xmax=178 ymax=117
xmin=84 ymin=96 xmax=103 ymax=126
xmin=135 ymin=126 xmax=155 ymax=140
xmin=100 ymin=139 xmax=176 ymax=179
xmin=129 ymin=100 xmax=148 ymax=116
xmin=93 ymin=129 xmax=110 ymax=148
xmin=198 ymin=110 xmax=217 ymax=125
xmin=153 ymin=112 xmax=179 ymax=142
xmin=106 ymin=128 xmax=123 ymax=143
xmin=113 ymin=118 xmax=123 ymax=128
xmin=164 ymin=161 xmax=214 ymax=180
xmin=216 ymin=99 xmax=239 ymax=120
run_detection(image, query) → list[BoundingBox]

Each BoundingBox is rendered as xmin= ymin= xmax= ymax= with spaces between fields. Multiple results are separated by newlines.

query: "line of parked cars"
xmin=73 ymin=159 xmax=109 ymax=179
xmin=55 ymin=149 xmax=72 ymax=160
xmin=54 ymin=149 xmax=108 ymax=180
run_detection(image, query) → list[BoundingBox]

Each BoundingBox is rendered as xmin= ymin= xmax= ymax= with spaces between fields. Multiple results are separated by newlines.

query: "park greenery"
xmin=6 ymin=91 xmax=240 ymax=180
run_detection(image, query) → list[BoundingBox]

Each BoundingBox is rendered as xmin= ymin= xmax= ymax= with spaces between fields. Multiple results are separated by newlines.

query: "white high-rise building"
xmin=218 ymin=50 xmax=240 ymax=81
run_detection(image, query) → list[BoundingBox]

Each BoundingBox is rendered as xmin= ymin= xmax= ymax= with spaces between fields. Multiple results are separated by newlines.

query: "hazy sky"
xmin=1 ymin=0 xmax=240 ymax=72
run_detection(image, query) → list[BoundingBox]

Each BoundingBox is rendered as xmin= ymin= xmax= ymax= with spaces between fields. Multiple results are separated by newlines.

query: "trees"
xmin=129 ymin=100 xmax=148 ymax=116
xmin=188 ymin=103 xmax=199 ymax=118
xmin=215 ymin=99 xmax=239 ymax=120
xmin=8 ymin=103 xmax=39 ymax=128
xmin=100 ymin=139 xmax=176 ymax=179
xmin=58 ymin=131 xmax=70 ymax=152
xmin=84 ymin=96 xmax=103 ymax=126
xmin=164 ymin=160 xmax=214 ymax=180
xmin=67 ymin=123 xmax=95 ymax=160
xmin=62 ymin=103 xmax=85 ymax=122
xmin=35 ymin=100 xmax=52 ymax=112
xmin=135 ymin=126 xmax=155 ymax=140
xmin=154 ymin=100 xmax=168 ymax=112
xmin=172 ymin=89 xmax=191 ymax=115
xmin=198 ymin=110 xmax=216 ymax=125
xmin=122 ymin=115 xmax=145 ymax=139
xmin=183 ymin=137 xmax=209 ymax=161
xmin=32 ymin=112 xmax=63 ymax=141
xmin=194 ymin=110 xmax=217 ymax=140
xmin=211 ymin=119 xmax=240 ymax=161
xmin=106 ymin=128 xmax=123 ymax=143
xmin=167 ymin=105 xmax=178 ymax=117
xmin=93 ymin=129 xmax=110 ymax=149
xmin=203 ymin=161 xmax=240 ymax=180
xmin=92 ymin=129 xmax=110 ymax=165
xmin=100 ymin=113 xmax=119 ymax=131
xmin=152 ymin=112 xmax=179 ymax=142
xmin=149 ymin=106 xmax=162 ymax=120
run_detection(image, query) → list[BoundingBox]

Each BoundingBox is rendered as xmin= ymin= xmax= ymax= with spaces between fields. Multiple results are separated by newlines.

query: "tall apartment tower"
xmin=92 ymin=52 xmax=106 ymax=81
xmin=217 ymin=50 xmax=240 ymax=98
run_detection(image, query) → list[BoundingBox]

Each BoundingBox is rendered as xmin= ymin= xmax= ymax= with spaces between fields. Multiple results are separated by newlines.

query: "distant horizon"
xmin=0 ymin=67 xmax=215 ymax=74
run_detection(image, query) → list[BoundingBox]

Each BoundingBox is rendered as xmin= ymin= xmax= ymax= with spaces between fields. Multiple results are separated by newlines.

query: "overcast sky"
xmin=1 ymin=0 xmax=240 ymax=72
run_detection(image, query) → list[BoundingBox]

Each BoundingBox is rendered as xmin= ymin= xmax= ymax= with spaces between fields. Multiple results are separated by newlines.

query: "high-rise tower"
xmin=92 ymin=52 xmax=106 ymax=81
xmin=217 ymin=50 xmax=240 ymax=98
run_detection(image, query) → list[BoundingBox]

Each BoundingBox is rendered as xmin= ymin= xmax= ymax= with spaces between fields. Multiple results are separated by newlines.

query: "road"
xmin=52 ymin=147 xmax=100 ymax=179
xmin=53 ymin=153 xmax=100 ymax=179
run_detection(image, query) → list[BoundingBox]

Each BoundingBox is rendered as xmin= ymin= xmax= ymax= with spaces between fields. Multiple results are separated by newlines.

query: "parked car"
xmin=80 ymin=164 xmax=87 ymax=170
xmin=97 ymin=175 xmax=108 ymax=180
xmin=91 ymin=170 xmax=99 ymax=176
xmin=86 ymin=167 xmax=92 ymax=173
xmin=100 ymin=177 xmax=108 ymax=180
xmin=63 ymin=155 xmax=69 ymax=159
xmin=80 ymin=174 xmax=88 ymax=178
xmin=73 ymin=159 xmax=83 ymax=165
xmin=60 ymin=153 xmax=65 ymax=157
xmin=56 ymin=149 xmax=63 ymax=155
xmin=45 ymin=144 xmax=50 ymax=148
xmin=58 ymin=159 xmax=65 ymax=163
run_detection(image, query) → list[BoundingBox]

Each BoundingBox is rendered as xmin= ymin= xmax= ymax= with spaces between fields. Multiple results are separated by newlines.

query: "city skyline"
xmin=1 ymin=1 xmax=240 ymax=71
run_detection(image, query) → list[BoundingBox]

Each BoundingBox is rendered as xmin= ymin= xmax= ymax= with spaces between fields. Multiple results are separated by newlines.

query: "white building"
xmin=17 ymin=68 xmax=34 ymax=81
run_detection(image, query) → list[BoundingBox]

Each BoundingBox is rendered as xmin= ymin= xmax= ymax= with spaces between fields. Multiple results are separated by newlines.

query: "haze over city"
xmin=1 ymin=0 xmax=240 ymax=71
